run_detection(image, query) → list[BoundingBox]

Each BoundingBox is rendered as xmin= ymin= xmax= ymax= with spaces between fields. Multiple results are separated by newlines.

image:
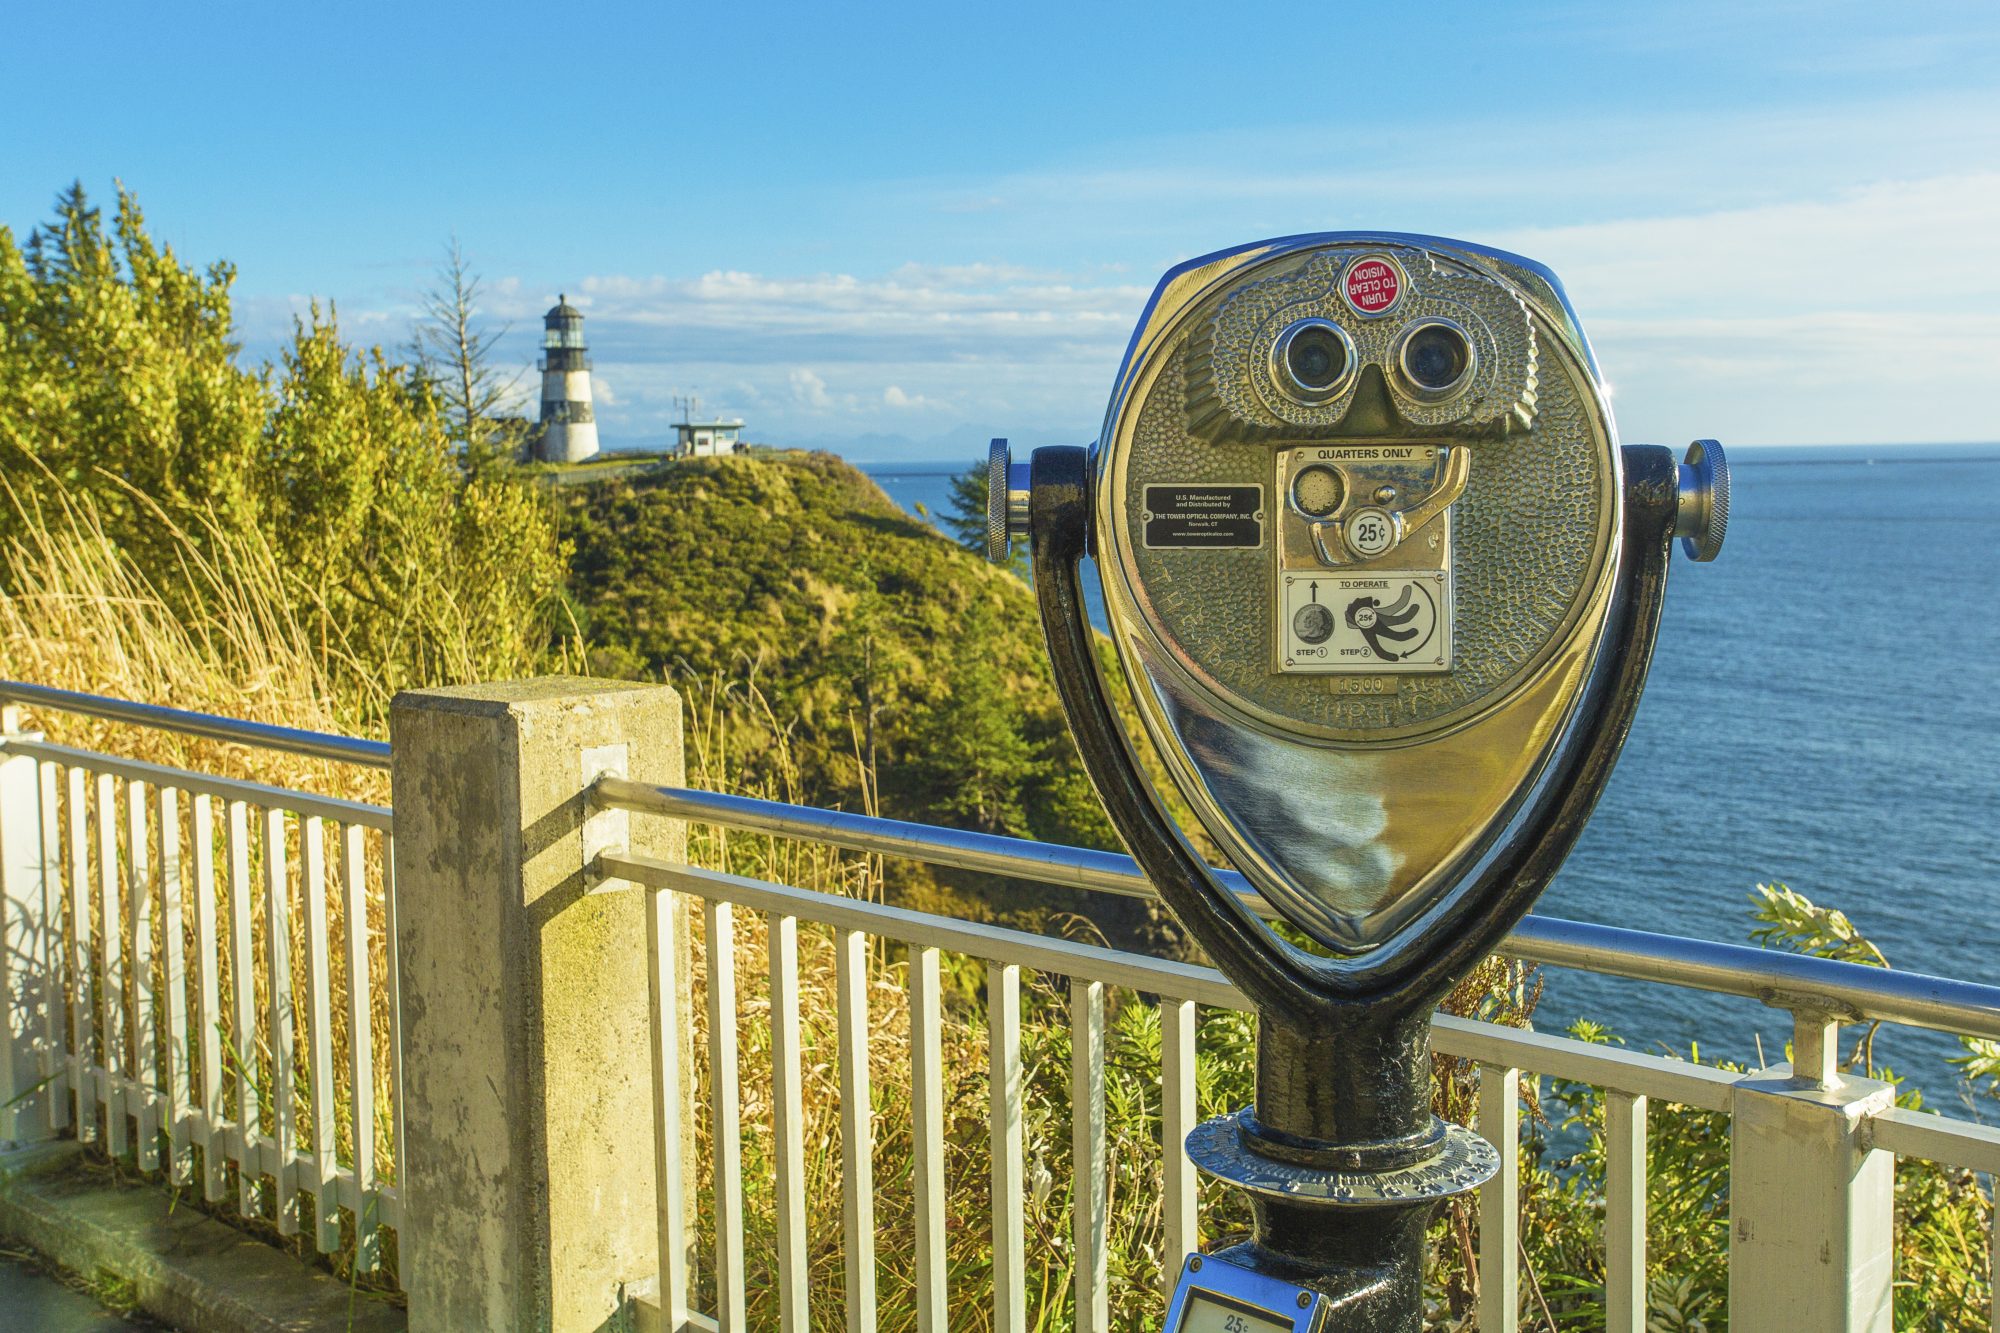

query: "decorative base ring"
xmin=1185 ymin=1109 xmax=1499 ymax=1207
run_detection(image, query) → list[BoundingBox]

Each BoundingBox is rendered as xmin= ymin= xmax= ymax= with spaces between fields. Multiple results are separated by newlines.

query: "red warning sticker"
xmin=1343 ymin=257 xmax=1403 ymax=316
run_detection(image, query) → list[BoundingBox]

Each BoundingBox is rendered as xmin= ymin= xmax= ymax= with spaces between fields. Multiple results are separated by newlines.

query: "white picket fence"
xmin=599 ymin=849 xmax=2000 ymax=1333
xmin=0 ymin=705 xmax=401 ymax=1268
xmin=1 ymin=681 xmax=1997 ymax=1332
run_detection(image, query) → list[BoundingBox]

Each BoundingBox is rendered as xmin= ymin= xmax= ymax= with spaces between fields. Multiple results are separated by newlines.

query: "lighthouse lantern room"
xmin=537 ymin=296 xmax=600 ymax=463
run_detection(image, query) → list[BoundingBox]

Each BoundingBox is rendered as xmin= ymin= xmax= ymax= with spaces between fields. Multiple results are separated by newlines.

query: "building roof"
xmin=545 ymin=294 xmax=583 ymax=322
xmin=675 ymin=419 xmax=744 ymax=431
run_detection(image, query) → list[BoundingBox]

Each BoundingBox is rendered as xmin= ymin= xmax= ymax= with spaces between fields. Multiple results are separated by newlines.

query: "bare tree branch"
xmin=412 ymin=234 xmax=521 ymax=466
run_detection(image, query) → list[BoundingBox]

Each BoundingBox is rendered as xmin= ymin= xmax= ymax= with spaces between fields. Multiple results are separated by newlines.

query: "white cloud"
xmin=237 ymin=127 xmax=2000 ymax=451
xmin=789 ymin=367 xmax=833 ymax=409
xmin=572 ymin=265 xmax=1144 ymax=353
xmin=526 ymin=169 xmax=2000 ymax=448
xmin=882 ymin=385 xmax=935 ymax=410
xmin=1482 ymin=171 xmax=2000 ymax=443
xmin=591 ymin=374 xmax=618 ymax=407
xmin=466 ymin=262 xmax=1152 ymax=442
xmin=882 ymin=89 xmax=2000 ymax=241
xmin=551 ymin=168 xmax=2000 ymax=446
xmin=1493 ymin=172 xmax=2000 ymax=318
xmin=1575 ymin=311 xmax=2000 ymax=446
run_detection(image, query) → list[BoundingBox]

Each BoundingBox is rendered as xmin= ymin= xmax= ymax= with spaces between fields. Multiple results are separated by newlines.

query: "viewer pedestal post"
xmin=391 ymin=678 xmax=684 ymax=1333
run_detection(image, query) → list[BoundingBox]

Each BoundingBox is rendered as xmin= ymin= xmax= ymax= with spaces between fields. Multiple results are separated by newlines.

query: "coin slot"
xmin=1289 ymin=464 xmax=1345 ymax=518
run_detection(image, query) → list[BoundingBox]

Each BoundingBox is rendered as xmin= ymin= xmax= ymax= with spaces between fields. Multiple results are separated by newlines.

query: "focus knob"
xmin=986 ymin=437 xmax=1031 ymax=564
xmin=1675 ymin=439 xmax=1729 ymax=563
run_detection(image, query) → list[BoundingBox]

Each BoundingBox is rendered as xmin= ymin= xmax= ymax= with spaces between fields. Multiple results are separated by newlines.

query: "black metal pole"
xmin=1023 ymin=443 xmax=1683 ymax=1330
xmin=1223 ymin=1006 xmax=1442 ymax=1327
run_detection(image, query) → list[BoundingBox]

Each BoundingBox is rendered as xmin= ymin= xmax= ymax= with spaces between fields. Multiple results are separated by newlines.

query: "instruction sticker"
xmin=1142 ymin=484 xmax=1264 ymax=549
xmin=1277 ymin=571 xmax=1451 ymax=674
xmin=1342 ymin=255 xmax=1405 ymax=317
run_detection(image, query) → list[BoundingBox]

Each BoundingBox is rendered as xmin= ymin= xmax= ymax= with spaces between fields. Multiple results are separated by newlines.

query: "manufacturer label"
xmin=1277 ymin=571 xmax=1451 ymax=673
xmin=1142 ymin=484 xmax=1264 ymax=548
xmin=1342 ymin=256 xmax=1404 ymax=316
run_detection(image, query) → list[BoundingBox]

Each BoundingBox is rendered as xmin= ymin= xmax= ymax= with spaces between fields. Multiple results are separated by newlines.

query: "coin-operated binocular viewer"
xmin=988 ymin=234 xmax=1728 ymax=1331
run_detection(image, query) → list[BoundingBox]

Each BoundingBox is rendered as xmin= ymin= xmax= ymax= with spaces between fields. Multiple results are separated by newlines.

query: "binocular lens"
xmin=1287 ymin=327 xmax=1347 ymax=391
xmin=1273 ymin=319 xmax=1355 ymax=404
xmin=1401 ymin=323 xmax=1472 ymax=394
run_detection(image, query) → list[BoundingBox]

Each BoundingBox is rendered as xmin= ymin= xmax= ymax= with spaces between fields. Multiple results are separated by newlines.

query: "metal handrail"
xmin=595 ymin=776 xmax=2000 ymax=1042
xmin=7 ymin=679 xmax=1996 ymax=1042
xmin=0 ymin=680 xmax=392 ymax=769
xmin=594 ymin=777 xmax=1275 ymax=911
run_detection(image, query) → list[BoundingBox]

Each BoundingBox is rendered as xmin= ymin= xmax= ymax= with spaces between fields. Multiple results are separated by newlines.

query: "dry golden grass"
xmin=0 ymin=483 xmax=400 ymax=1289
xmin=674 ymin=673 xmax=1254 ymax=1333
xmin=0 ymin=481 xmax=388 ymax=799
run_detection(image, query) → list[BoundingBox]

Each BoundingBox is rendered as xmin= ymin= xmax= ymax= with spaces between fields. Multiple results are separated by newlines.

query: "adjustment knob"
xmin=986 ymin=437 xmax=1031 ymax=563
xmin=1675 ymin=439 xmax=1729 ymax=562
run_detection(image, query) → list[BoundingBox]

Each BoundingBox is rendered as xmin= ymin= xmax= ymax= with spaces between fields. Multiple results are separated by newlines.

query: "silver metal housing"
xmin=1091 ymin=233 xmax=1624 ymax=958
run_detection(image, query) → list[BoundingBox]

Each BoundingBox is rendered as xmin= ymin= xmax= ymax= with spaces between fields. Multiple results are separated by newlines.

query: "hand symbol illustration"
xmin=1344 ymin=586 xmax=1426 ymax=660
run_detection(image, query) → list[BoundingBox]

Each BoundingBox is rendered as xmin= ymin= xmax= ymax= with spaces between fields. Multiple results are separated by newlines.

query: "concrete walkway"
xmin=0 ymin=1247 xmax=157 ymax=1329
xmin=0 ymin=1143 xmax=404 ymax=1333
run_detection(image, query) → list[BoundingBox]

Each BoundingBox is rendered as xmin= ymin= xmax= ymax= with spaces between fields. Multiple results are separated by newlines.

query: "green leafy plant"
xmin=0 ymin=182 xmax=569 ymax=726
xmin=1463 ymin=885 xmax=1996 ymax=1332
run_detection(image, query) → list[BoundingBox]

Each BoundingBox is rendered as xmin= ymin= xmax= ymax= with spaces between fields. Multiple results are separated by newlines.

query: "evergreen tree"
xmin=0 ymin=183 xmax=566 ymax=718
xmin=264 ymin=306 xmax=566 ymax=695
xmin=940 ymin=456 xmax=1026 ymax=575
xmin=897 ymin=588 xmax=1038 ymax=833
xmin=0 ymin=182 xmax=267 ymax=577
xmin=939 ymin=459 xmax=988 ymax=551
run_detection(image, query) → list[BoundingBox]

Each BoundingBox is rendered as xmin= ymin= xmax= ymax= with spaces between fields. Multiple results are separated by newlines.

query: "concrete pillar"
xmin=390 ymin=678 xmax=684 ymax=1333
xmin=0 ymin=705 xmax=57 ymax=1141
xmin=1729 ymin=1061 xmax=1895 ymax=1332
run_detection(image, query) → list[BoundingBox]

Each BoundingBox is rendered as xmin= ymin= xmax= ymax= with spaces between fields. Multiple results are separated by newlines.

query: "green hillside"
xmin=558 ymin=448 xmax=1177 ymax=946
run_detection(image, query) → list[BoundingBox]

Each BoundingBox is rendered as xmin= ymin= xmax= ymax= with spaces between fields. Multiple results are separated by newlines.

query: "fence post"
xmin=0 ymin=705 xmax=56 ymax=1141
xmin=390 ymin=678 xmax=684 ymax=1333
xmin=1728 ymin=1047 xmax=1895 ymax=1332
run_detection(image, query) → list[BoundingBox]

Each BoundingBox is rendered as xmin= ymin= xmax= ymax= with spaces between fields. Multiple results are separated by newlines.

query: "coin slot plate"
xmin=1273 ymin=444 xmax=1455 ymax=675
xmin=1163 ymin=1253 xmax=1324 ymax=1333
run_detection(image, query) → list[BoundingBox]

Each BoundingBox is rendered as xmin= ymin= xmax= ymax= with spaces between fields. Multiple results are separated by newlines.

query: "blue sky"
xmin=5 ymin=1 xmax=1997 ymax=459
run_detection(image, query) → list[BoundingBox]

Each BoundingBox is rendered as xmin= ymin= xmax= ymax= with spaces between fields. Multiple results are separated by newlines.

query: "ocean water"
xmin=865 ymin=447 xmax=2000 ymax=1100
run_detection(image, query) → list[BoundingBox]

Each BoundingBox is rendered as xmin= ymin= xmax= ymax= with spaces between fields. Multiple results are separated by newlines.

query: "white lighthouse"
xmin=537 ymin=296 xmax=599 ymax=463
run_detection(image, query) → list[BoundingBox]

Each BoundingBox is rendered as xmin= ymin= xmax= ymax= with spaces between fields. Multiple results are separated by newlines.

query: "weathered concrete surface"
xmin=0 ymin=1140 xmax=404 ymax=1332
xmin=0 ymin=1248 xmax=151 ymax=1330
xmin=391 ymin=678 xmax=685 ymax=1333
xmin=1729 ymin=1063 xmax=1896 ymax=1333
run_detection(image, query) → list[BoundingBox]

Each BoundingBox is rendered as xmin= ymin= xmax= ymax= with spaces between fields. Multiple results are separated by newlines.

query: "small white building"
xmin=674 ymin=417 xmax=744 ymax=457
